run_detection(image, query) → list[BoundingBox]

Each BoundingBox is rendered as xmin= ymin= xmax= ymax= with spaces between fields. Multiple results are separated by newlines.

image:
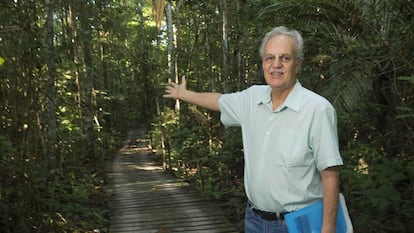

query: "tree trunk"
xmin=45 ymin=0 xmax=57 ymax=168
xmin=165 ymin=0 xmax=179 ymax=111
xmin=65 ymin=3 xmax=82 ymax=115
xmin=236 ymin=0 xmax=244 ymax=91
xmin=79 ymin=0 xmax=96 ymax=159
xmin=220 ymin=0 xmax=229 ymax=93
xmin=138 ymin=1 xmax=151 ymax=123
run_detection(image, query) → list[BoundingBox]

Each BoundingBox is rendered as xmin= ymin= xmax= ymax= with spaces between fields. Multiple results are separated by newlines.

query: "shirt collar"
xmin=257 ymin=80 xmax=303 ymax=112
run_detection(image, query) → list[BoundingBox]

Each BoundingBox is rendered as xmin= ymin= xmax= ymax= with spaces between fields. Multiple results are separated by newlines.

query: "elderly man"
xmin=164 ymin=26 xmax=343 ymax=233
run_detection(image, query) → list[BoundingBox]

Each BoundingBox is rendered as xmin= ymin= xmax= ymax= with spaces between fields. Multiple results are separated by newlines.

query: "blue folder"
xmin=285 ymin=193 xmax=353 ymax=233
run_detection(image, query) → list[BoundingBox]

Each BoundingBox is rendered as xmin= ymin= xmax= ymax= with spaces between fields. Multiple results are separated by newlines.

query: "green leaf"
xmin=0 ymin=57 xmax=5 ymax=66
xmin=398 ymin=76 xmax=414 ymax=84
xmin=407 ymin=162 xmax=414 ymax=181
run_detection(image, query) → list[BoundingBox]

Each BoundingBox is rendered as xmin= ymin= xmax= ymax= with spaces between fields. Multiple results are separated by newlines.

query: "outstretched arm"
xmin=163 ymin=76 xmax=222 ymax=112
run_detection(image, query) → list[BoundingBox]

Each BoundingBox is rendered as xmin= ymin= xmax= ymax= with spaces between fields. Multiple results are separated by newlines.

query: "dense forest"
xmin=0 ymin=0 xmax=413 ymax=232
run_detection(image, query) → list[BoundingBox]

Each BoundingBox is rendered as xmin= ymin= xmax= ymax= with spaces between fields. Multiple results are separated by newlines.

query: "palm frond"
xmin=332 ymin=72 xmax=373 ymax=111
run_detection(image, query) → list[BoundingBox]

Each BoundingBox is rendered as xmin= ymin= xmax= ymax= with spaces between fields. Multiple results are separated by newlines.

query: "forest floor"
xmin=105 ymin=128 xmax=239 ymax=232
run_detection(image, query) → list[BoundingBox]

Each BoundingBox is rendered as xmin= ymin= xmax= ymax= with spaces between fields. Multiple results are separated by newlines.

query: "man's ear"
xmin=296 ymin=61 xmax=302 ymax=75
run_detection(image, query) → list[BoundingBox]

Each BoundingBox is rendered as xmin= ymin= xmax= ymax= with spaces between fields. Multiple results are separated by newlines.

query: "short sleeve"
xmin=310 ymin=105 xmax=344 ymax=171
xmin=219 ymin=90 xmax=248 ymax=127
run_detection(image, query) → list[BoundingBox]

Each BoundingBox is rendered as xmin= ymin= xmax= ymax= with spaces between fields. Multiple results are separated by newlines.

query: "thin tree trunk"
xmin=236 ymin=0 xmax=243 ymax=91
xmin=166 ymin=0 xmax=179 ymax=111
xmin=45 ymin=0 xmax=57 ymax=168
xmin=79 ymin=0 xmax=96 ymax=158
xmin=138 ymin=1 xmax=151 ymax=123
xmin=66 ymin=3 xmax=82 ymax=115
xmin=220 ymin=0 xmax=229 ymax=93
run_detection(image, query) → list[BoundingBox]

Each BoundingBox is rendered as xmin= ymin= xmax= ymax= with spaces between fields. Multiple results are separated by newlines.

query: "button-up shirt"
xmin=218 ymin=81 xmax=343 ymax=213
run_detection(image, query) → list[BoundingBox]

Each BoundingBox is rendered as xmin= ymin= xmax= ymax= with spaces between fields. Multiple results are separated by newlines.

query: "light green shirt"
xmin=218 ymin=81 xmax=343 ymax=213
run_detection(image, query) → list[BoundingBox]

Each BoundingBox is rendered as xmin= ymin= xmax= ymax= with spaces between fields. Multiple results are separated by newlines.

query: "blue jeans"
xmin=245 ymin=202 xmax=289 ymax=233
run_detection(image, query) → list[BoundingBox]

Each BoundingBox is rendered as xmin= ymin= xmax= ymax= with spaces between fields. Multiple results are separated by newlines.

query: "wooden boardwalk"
xmin=106 ymin=129 xmax=240 ymax=233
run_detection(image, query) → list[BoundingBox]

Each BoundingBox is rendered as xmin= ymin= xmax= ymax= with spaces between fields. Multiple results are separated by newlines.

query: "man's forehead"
xmin=264 ymin=35 xmax=296 ymax=54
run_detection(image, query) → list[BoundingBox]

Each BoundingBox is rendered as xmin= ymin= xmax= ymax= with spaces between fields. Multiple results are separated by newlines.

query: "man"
xmin=163 ymin=26 xmax=343 ymax=233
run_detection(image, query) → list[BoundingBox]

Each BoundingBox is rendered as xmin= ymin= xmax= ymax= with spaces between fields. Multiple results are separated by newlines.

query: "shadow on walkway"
xmin=106 ymin=129 xmax=240 ymax=233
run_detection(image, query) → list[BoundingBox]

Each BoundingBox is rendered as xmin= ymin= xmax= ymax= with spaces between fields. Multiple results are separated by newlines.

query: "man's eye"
xmin=265 ymin=56 xmax=274 ymax=62
xmin=281 ymin=55 xmax=291 ymax=62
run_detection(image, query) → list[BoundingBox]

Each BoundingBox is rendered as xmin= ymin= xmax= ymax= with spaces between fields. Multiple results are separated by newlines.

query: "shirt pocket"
xmin=278 ymin=129 xmax=314 ymax=167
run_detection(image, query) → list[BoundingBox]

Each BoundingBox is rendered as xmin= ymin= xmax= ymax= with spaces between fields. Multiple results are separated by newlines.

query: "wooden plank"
xmin=106 ymin=129 xmax=240 ymax=233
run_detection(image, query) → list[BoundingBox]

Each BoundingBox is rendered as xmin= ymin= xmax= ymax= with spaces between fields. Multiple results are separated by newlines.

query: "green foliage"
xmin=39 ymin=169 xmax=109 ymax=232
xmin=0 ymin=0 xmax=157 ymax=232
xmin=0 ymin=132 xmax=110 ymax=232
xmin=398 ymin=76 xmax=414 ymax=85
xmin=341 ymin=146 xmax=414 ymax=232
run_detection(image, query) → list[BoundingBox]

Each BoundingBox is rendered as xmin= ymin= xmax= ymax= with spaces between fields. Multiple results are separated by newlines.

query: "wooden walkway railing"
xmin=106 ymin=129 xmax=240 ymax=233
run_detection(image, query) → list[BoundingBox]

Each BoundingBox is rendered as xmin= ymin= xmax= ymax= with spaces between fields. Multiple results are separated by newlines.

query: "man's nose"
xmin=271 ymin=56 xmax=283 ymax=66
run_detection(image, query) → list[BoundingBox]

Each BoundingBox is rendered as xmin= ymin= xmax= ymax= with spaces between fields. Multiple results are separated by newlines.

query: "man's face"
xmin=262 ymin=35 xmax=301 ymax=91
